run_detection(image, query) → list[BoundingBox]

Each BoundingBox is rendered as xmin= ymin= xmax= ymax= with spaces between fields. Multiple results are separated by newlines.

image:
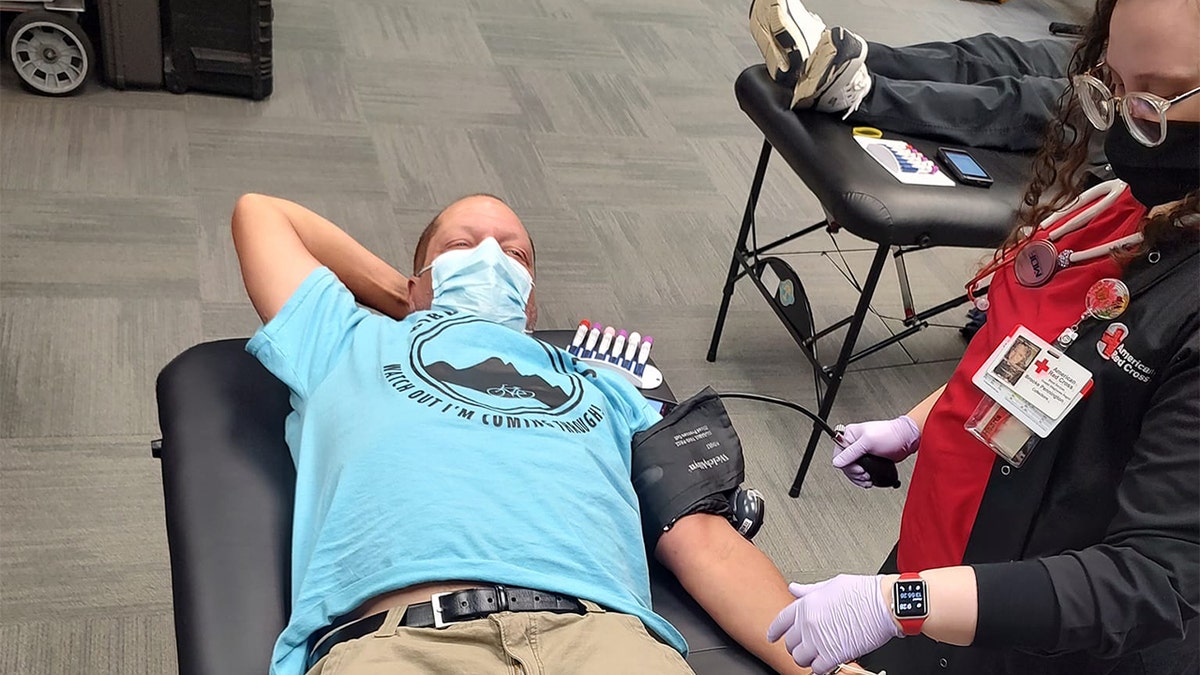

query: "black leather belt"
xmin=306 ymin=585 xmax=586 ymax=669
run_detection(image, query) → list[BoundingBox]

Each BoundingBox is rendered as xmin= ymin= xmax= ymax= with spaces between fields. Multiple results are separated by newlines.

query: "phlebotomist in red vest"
xmin=765 ymin=1 xmax=1200 ymax=674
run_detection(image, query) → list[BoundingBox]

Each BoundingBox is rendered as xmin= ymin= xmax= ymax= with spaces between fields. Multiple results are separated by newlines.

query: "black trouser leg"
xmin=867 ymin=35 xmax=1072 ymax=81
xmin=848 ymin=73 xmax=1067 ymax=150
xmin=846 ymin=35 xmax=1073 ymax=150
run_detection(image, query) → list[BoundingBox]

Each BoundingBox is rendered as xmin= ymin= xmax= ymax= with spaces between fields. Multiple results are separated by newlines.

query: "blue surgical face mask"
xmin=421 ymin=237 xmax=533 ymax=332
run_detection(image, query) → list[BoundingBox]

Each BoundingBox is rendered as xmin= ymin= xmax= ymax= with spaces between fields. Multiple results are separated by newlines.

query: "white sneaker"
xmin=749 ymin=0 xmax=827 ymax=87
xmin=791 ymin=26 xmax=872 ymax=117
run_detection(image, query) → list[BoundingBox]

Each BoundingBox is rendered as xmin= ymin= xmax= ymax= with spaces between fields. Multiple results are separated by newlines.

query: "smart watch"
xmin=891 ymin=572 xmax=929 ymax=636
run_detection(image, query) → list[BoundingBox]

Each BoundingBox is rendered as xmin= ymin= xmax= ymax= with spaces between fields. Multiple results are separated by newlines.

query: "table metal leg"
xmin=789 ymin=244 xmax=891 ymax=497
xmin=708 ymin=139 xmax=773 ymax=363
xmin=893 ymin=245 xmax=916 ymax=321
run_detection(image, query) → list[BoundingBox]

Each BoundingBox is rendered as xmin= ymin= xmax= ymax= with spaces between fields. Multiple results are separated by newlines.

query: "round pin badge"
xmin=1014 ymin=240 xmax=1058 ymax=287
xmin=1085 ymin=278 xmax=1130 ymax=320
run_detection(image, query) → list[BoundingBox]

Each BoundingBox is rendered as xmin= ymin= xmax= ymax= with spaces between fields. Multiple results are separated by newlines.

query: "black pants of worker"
xmin=847 ymin=34 xmax=1075 ymax=151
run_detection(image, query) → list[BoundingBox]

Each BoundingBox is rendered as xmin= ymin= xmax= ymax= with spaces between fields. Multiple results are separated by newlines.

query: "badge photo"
xmin=991 ymin=336 xmax=1041 ymax=386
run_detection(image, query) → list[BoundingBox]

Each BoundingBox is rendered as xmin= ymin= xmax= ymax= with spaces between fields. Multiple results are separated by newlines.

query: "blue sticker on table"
xmin=778 ymin=279 xmax=795 ymax=307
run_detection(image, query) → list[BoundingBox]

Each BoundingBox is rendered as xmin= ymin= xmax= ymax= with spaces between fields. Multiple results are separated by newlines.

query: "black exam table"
xmin=710 ymin=65 xmax=1035 ymax=497
xmin=154 ymin=332 xmax=774 ymax=675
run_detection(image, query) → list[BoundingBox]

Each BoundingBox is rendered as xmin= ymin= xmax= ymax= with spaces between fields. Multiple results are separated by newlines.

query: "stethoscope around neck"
xmin=967 ymin=180 xmax=1141 ymax=311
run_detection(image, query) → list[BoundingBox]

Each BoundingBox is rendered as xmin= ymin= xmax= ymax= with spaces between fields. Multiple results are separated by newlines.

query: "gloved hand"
xmin=767 ymin=575 xmax=902 ymax=675
xmin=833 ymin=416 xmax=920 ymax=488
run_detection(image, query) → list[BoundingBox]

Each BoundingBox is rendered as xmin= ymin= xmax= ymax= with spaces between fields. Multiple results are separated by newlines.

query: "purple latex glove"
xmin=767 ymin=575 xmax=903 ymax=675
xmin=832 ymin=416 xmax=920 ymax=488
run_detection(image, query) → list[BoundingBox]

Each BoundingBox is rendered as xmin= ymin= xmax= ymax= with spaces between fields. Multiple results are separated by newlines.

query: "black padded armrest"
xmin=155 ymin=336 xmax=772 ymax=675
xmin=157 ymin=340 xmax=294 ymax=675
xmin=736 ymin=64 xmax=1032 ymax=248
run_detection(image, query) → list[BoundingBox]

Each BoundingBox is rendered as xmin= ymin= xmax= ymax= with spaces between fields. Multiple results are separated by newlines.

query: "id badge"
xmin=968 ymin=326 xmax=1093 ymax=466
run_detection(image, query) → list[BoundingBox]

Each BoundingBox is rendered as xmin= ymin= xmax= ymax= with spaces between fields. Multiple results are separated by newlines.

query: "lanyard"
xmin=1056 ymin=245 xmax=1200 ymax=347
xmin=966 ymin=180 xmax=1138 ymax=309
xmin=1054 ymin=278 xmax=1129 ymax=347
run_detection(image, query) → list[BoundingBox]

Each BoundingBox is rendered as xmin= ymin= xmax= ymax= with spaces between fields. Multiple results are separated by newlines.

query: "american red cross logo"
xmin=1097 ymin=323 xmax=1128 ymax=360
xmin=1034 ymin=358 xmax=1050 ymax=375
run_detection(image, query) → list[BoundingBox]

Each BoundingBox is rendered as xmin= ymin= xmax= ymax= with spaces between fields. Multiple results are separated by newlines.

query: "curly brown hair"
xmin=998 ymin=0 xmax=1199 ymax=263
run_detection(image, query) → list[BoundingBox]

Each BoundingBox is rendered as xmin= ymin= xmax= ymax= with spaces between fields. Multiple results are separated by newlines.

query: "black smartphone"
xmin=937 ymin=147 xmax=993 ymax=187
xmin=643 ymin=396 xmax=677 ymax=416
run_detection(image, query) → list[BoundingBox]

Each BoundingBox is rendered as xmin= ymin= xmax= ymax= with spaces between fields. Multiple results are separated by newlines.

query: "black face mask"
xmin=1104 ymin=118 xmax=1200 ymax=207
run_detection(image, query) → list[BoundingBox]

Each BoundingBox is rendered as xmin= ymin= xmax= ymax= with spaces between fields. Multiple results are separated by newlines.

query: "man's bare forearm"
xmin=234 ymin=194 xmax=410 ymax=320
xmin=656 ymin=514 xmax=811 ymax=675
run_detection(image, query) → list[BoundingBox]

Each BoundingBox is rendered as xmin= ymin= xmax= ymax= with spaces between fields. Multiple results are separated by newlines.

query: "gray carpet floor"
xmin=0 ymin=0 xmax=1087 ymax=672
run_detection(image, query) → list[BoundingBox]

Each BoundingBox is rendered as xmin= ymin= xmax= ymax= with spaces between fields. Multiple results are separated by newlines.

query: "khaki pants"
xmin=306 ymin=601 xmax=696 ymax=675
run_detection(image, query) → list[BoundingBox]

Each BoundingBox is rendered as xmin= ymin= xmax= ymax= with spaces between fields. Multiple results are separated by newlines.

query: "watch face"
xmin=893 ymin=580 xmax=928 ymax=619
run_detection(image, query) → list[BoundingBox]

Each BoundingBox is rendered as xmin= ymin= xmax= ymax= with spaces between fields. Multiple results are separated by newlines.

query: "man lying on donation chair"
xmin=230 ymin=192 xmax=812 ymax=675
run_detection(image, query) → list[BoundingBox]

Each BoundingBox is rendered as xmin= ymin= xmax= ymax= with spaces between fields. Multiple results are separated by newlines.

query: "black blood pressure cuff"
xmin=631 ymin=387 xmax=745 ymax=548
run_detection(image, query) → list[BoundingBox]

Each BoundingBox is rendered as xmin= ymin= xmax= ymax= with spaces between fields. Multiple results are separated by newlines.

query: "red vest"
xmin=897 ymin=189 xmax=1147 ymax=572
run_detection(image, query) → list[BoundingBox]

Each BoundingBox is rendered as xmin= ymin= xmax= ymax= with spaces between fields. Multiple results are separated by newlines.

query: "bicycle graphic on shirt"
xmin=485 ymin=384 xmax=536 ymax=399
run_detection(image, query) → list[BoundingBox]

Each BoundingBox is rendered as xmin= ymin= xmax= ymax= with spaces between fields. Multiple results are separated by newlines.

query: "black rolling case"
xmin=97 ymin=0 xmax=164 ymax=88
xmin=161 ymin=0 xmax=272 ymax=100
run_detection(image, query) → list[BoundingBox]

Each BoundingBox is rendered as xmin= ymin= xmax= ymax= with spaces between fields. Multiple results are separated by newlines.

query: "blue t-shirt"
xmin=246 ymin=268 xmax=686 ymax=675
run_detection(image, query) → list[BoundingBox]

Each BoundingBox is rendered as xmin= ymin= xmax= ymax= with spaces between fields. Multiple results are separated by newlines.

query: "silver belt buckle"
xmin=430 ymin=591 xmax=456 ymax=629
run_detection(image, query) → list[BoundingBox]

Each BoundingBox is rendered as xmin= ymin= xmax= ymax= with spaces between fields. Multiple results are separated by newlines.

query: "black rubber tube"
xmin=715 ymin=392 xmax=901 ymax=489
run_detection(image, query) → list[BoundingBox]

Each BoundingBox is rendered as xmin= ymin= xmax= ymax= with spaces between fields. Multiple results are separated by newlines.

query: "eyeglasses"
xmin=1073 ymin=63 xmax=1200 ymax=147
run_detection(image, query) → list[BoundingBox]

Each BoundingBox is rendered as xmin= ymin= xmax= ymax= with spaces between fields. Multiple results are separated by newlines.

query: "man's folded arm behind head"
xmin=231 ymin=193 xmax=410 ymax=323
